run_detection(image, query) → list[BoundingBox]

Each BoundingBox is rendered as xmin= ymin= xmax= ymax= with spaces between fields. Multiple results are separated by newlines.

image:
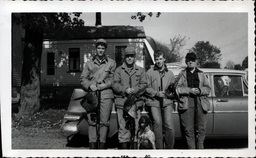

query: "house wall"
xmin=41 ymin=38 xmax=145 ymax=87
xmin=12 ymin=23 xmax=25 ymax=88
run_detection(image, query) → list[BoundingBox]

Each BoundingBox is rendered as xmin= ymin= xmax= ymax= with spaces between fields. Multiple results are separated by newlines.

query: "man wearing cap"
xmin=145 ymin=50 xmax=176 ymax=149
xmin=176 ymin=52 xmax=211 ymax=149
xmin=112 ymin=46 xmax=147 ymax=149
xmin=80 ymin=38 xmax=116 ymax=149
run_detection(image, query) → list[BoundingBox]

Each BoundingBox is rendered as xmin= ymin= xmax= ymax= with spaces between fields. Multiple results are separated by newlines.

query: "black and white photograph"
xmin=0 ymin=1 xmax=255 ymax=157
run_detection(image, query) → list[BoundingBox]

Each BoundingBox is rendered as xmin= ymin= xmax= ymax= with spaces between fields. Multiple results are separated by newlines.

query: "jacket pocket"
xmin=135 ymin=74 xmax=141 ymax=82
xmin=201 ymin=96 xmax=210 ymax=111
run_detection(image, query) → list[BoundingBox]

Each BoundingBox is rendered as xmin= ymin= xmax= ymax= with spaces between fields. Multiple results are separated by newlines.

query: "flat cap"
xmin=96 ymin=38 xmax=107 ymax=44
xmin=125 ymin=46 xmax=136 ymax=55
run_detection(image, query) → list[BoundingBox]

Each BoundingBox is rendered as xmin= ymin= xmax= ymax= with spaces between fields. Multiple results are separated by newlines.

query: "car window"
xmin=243 ymin=80 xmax=248 ymax=96
xmin=213 ymin=75 xmax=244 ymax=97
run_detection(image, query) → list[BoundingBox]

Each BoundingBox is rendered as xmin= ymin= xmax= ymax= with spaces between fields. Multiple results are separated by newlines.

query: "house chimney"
xmin=95 ymin=12 xmax=102 ymax=27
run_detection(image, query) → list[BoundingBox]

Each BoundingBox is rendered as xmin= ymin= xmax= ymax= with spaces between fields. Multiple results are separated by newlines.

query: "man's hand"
xmin=126 ymin=88 xmax=134 ymax=95
xmin=97 ymin=83 xmax=107 ymax=91
xmin=89 ymin=84 xmax=98 ymax=91
xmin=156 ymin=91 xmax=165 ymax=98
xmin=189 ymin=88 xmax=200 ymax=95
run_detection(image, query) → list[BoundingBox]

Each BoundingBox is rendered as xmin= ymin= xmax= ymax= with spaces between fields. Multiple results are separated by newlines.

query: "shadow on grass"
xmin=65 ymin=133 xmax=119 ymax=149
xmin=65 ymin=134 xmax=248 ymax=149
xmin=66 ymin=134 xmax=89 ymax=147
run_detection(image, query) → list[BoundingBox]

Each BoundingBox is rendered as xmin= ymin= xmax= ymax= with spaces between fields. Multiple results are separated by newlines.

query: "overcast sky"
xmin=81 ymin=12 xmax=248 ymax=68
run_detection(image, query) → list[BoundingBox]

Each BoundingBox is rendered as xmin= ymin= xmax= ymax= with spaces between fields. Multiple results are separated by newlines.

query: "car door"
xmin=212 ymin=73 xmax=248 ymax=137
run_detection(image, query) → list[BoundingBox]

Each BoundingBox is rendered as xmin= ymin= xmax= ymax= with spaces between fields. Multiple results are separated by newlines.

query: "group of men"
xmin=80 ymin=39 xmax=211 ymax=150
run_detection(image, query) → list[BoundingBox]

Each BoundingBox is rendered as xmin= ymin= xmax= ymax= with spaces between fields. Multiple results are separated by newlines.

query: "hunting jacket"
xmin=80 ymin=55 xmax=116 ymax=99
xmin=112 ymin=63 xmax=147 ymax=109
xmin=176 ymin=68 xmax=211 ymax=111
xmin=145 ymin=65 xmax=175 ymax=107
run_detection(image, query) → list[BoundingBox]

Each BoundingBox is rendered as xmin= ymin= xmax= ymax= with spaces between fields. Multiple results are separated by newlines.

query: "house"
xmin=41 ymin=25 xmax=156 ymax=103
xmin=12 ymin=22 xmax=24 ymax=108
xmin=12 ymin=23 xmax=24 ymax=89
xmin=41 ymin=25 xmax=155 ymax=87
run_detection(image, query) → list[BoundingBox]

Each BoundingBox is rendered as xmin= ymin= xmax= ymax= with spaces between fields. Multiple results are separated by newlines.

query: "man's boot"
xmin=121 ymin=142 xmax=129 ymax=149
xmin=89 ymin=142 xmax=98 ymax=149
xmin=99 ymin=142 xmax=106 ymax=149
xmin=197 ymin=141 xmax=204 ymax=149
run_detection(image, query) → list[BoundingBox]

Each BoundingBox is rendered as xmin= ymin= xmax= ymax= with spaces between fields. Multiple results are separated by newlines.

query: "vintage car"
xmin=61 ymin=68 xmax=248 ymax=141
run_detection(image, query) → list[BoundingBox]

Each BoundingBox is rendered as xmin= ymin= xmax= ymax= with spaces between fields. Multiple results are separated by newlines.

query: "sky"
xmin=80 ymin=12 xmax=248 ymax=68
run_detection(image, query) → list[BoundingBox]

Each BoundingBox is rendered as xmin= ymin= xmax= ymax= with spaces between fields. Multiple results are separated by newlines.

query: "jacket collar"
xmin=92 ymin=54 xmax=108 ymax=64
xmin=185 ymin=67 xmax=201 ymax=73
xmin=181 ymin=67 xmax=202 ymax=78
xmin=121 ymin=62 xmax=139 ymax=70
xmin=153 ymin=64 xmax=168 ymax=72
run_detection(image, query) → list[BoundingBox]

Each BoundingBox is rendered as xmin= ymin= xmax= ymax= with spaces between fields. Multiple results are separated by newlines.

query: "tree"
xmin=154 ymin=41 xmax=180 ymax=63
xmin=225 ymin=60 xmax=235 ymax=69
xmin=189 ymin=41 xmax=221 ymax=67
xmin=154 ymin=35 xmax=186 ymax=63
xmin=201 ymin=61 xmax=221 ymax=68
xmin=12 ymin=13 xmax=84 ymax=119
xmin=131 ymin=12 xmax=161 ymax=22
xmin=242 ymin=56 xmax=248 ymax=70
xmin=168 ymin=35 xmax=186 ymax=61
xmin=234 ymin=64 xmax=243 ymax=70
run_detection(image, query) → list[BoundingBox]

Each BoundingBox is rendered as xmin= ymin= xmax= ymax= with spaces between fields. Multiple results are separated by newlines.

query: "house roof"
xmin=44 ymin=25 xmax=146 ymax=40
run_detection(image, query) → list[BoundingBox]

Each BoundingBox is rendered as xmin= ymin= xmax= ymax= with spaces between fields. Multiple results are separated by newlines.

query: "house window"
xmin=47 ymin=52 xmax=55 ymax=75
xmin=115 ymin=46 xmax=127 ymax=67
xmin=69 ymin=48 xmax=80 ymax=72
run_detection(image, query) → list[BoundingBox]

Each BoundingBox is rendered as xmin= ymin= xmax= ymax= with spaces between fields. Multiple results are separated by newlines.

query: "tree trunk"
xmin=17 ymin=26 xmax=43 ymax=119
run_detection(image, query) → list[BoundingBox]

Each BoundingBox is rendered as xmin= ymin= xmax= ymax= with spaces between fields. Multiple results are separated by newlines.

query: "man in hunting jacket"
xmin=145 ymin=50 xmax=176 ymax=149
xmin=80 ymin=39 xmax=116 ymax=149
xmin=112 ymin=46 xmax=147 ymax=149
xmin=176 ymin=52 xmax=211 ymax=149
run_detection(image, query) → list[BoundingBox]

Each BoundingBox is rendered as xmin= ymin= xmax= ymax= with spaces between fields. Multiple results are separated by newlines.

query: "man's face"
xmin=125 ymin=54 xmax=136 ymax=66
xmin=186 ymin=58 xmax=197 ymax=69
xmin=96 ymin=45 xmax=106 ymax=57
xmin=155 ymin=55 xmax=165 ymax=68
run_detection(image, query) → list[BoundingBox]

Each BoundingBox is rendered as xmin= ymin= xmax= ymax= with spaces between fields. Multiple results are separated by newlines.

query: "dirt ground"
xmin=11 ymin=108 xmax=120 ymax=150
xmin=11 ymin=108 xmax=248 ymax=150
xmin=12 ymin=109 xmax=77 ymax=149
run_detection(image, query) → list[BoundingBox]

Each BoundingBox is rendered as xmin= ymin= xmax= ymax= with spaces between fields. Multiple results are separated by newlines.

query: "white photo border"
xmin=0 ymin=1 xmax=255 ymax=157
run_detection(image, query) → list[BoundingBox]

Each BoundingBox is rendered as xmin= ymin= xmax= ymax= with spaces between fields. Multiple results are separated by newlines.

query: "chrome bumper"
xmin=61 ymin=114 xmax=82 ymax=133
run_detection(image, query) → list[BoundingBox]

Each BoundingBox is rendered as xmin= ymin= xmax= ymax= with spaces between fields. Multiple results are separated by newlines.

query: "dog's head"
xmin=139 ymin=116 xmax=151 ymax=131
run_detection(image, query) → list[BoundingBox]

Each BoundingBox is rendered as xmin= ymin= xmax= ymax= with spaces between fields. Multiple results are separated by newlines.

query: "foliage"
xmin=189 ymin=41 xmax=221 ymax=67
xmin=201 ymin=61 xmax=221 ymax=68
xmin=13 ymin=13 xmax=83 ymax=33
xmin=155 ymin=40 xmax=180 ymax=63
xmin=13 ymin=13 xmax=84 ymax=119
xmin=169 ymin=35 xmax=186 ymax=61
xmin=242 ymin=56 xmax=248 ymax=69
xmin=154 ymin=35 xmax=186 ymax=63
xmin=234 ymin=64 xmax=243 ymax=70
xmin=131 ymin=12 xmax=161 ymax=22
